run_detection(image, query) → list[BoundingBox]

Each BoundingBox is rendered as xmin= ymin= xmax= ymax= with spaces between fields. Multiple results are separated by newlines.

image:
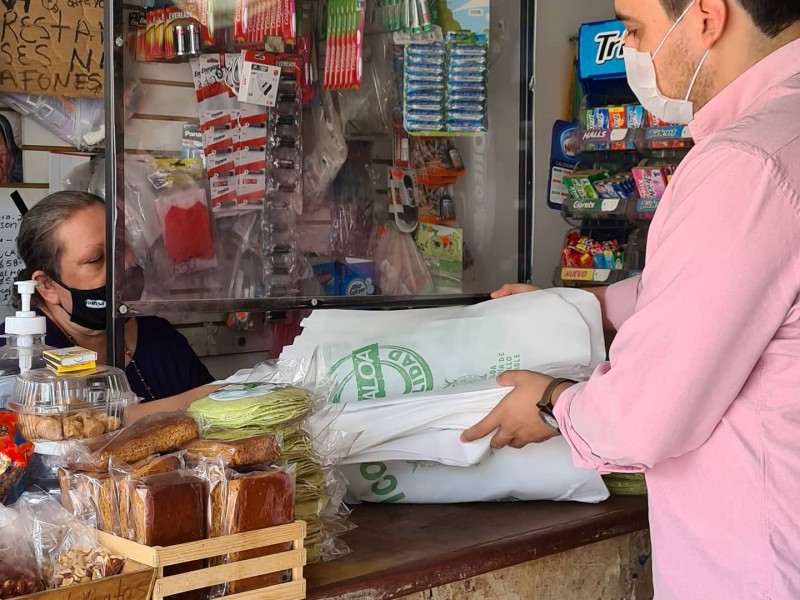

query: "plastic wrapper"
xmin=130 ymin=470 xmax=207 ymax=600
xmin=330 ymin=143 xmax=378 ymax=260
xmin=0 ymin=504 xmax=39 ymax=598
xmin=373 ymin=225 xmax=435 ymax=296
xmin=154 ymin=181 xmax=217 ymax=278
xmin=14 ymin=491 xmax=124 ymax=590
xmin=64 ymin=412 xmax=199 ymax=472
xmin=221 ymin=465 xmax=296 ymax=594
xmin=603 ymin=473 xmax=648 ymax=496
xmin=0 ymin=422 xmax=33 ymax=504
xmin=181 ymin=432 xmax=283 ymax=469
xmin=110 ymin=453 xmax=186 ymax=542
xmin=302 ymin=93 xmax=347 ymax=212
xmin=202 ymin=357 xmax=353 ymax=563
xmin=188 ymin=384 xmax=315 ymax=436
xmin=0 ymin=94 xmax=104 ymax=149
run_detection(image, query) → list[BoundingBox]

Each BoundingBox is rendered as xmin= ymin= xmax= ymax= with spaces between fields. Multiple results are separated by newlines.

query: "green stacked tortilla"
xmin=188 ymin=385 xmax=349 ymax=563
xmin=602 ymin=473 xmax=648 ymax=496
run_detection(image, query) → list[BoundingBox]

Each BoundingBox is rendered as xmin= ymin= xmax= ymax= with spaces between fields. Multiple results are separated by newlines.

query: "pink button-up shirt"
xmin=555 ymin=39 xmax=800 ymax=599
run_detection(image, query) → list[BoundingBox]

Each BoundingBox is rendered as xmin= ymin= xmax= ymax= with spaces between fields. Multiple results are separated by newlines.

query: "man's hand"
xmin=491 ymin=283 xmax=539 ymax=299
xmin=460 ymin=371 xmax=559 ymax=449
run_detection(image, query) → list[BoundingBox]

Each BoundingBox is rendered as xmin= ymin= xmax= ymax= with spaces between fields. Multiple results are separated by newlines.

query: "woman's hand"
xmin=491 ymin=283 xmax=540 ymax=299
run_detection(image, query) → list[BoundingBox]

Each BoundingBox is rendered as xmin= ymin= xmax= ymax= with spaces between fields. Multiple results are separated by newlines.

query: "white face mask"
xmin=623 ymin=0 xmax=710 ymax=125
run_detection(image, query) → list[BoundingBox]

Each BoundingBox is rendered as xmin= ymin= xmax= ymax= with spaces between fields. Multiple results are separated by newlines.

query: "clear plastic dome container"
xmin=7 ymin=366 xmax=139 ymax=442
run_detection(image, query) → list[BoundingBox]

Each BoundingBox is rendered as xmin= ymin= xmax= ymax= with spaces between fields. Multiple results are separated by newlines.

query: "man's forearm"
xmin=585 ymin=286 xmax=615 ymax=334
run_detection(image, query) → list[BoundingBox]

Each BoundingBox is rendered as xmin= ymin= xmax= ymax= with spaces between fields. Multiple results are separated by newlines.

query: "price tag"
xmin=561 ymin=268 xmax=595 ymax=282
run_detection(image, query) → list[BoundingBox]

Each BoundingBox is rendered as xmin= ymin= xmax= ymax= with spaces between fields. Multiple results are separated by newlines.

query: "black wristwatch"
xmin=537 ymin=378 xmax=577 ymax=433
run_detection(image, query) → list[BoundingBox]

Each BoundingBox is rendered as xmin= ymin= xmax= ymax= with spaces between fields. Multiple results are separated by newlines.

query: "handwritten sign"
xmin=0 ymin=210 xmax=22 ymax=306
xmin=0 ymin=0 xmax=104 ymax=98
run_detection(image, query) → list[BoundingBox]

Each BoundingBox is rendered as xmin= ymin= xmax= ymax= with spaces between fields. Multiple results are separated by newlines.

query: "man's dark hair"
xmin=660 ymin=0 xmax=800 ymax=37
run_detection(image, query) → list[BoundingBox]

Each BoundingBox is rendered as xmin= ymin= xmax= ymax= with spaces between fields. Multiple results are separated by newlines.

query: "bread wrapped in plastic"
xmin=181 ymin=433 xmax=282 ymax=468
xmin=222 ymin=468 xmax=295 ymax=594
xmin=132 ymin=470 xmax=208 ymax=600
xmin=69 ymin=412 xmax=199 ymax=471
xmin=112 ymin=453 xmax=185 ymax=541
xmin=65 ymin=471 xmax=118 ymax=535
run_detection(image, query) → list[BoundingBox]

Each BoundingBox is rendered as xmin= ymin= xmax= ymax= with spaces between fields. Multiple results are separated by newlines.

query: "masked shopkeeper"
xmin=0 ymin=191 xmax=216 ymax=402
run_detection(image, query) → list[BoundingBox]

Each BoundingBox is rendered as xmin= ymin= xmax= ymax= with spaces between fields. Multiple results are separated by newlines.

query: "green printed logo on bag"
xmin=330 ymin=343 xmax=435 ymax=403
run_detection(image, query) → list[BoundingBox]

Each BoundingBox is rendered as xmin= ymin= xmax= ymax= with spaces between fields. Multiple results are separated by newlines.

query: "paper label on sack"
xmin=0 ymin=0 xmax=104 ymax=98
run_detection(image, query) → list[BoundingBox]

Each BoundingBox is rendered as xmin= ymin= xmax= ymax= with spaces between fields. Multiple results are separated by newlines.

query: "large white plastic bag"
xmin=340 ymin=437 xmax=609 ymax=504
xmin=283 ymin=289 xmax=605 ymax=402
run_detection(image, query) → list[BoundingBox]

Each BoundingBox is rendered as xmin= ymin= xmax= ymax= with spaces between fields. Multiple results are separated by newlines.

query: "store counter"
xmin=307 ymin=496 xmax=652 ymax=600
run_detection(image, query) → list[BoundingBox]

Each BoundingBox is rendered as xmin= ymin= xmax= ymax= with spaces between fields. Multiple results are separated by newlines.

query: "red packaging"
xmin=281 ymin=0 xmax=295 ymax=45
xmin=0 ymin=413 xmax=15 ymax=439
xmin=234 ymin=0 xmax=248 ymax=44
xmin=163 ymin=200 xmax=215 ymax=264
xmin=561 ymin=248 xmax=582 ymax=268
xmin=578 ymin=252 xmax=594 ymax=268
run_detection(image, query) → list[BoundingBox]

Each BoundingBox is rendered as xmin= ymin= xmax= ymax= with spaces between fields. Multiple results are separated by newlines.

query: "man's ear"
xmin=32 ymin=270 xmax=61 ymax=306
xmin=696 ymin=0 xmax=729 ymax=48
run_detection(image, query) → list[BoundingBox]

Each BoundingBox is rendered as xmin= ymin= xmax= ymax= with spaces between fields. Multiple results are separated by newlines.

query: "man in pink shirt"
xmin=463 ymin=1 xmax=800 ymax=597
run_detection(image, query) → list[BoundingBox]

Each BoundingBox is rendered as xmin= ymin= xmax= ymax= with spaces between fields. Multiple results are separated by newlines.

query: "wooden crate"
xmin=16 ymin=560 xmax=155 ymax=600
xmin=97 ymin=521 xmax=307 ymax=600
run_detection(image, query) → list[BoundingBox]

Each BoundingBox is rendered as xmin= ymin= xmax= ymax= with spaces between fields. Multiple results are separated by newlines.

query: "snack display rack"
xmin=552 ymin=94 xmax=693 ymax=288
xmin=98 ymin=522 xmax=307 ymax=600
xmin=102 ymin=0 xmax=538 ymax=367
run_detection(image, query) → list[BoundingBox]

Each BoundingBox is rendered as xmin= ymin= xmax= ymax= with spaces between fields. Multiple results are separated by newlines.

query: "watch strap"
xmin=538 ymin=377 xmax=577 ymax=412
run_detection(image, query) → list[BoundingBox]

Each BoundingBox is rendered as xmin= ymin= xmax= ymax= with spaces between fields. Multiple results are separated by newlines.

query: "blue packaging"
xmin=626 ymin=104 xmax=646 ymax=129
xmin=594 ymin=107 xmax=610 ymax=129
xmin=338 ymin=258 xmax=377 ymax=296
xmin=577 ymin=20 xmax=627 ymax=82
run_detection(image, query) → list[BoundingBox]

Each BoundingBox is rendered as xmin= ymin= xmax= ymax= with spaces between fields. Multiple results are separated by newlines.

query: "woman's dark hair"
xmin=660 ymin=0 xmax=800 ymax=38
xmin=12 ymin=191 xmax=104 ymax=309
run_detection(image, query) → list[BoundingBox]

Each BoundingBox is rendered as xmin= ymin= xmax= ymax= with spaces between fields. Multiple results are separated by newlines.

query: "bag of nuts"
xmin=0 ymin=504 xmax=40 ymax=599
xmin=15 ymin=491 xmax=125 ymax=591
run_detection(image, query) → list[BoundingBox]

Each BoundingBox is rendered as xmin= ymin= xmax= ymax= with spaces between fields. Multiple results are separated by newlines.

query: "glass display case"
xmin=103 ymin=0 xmax=536 ymax=365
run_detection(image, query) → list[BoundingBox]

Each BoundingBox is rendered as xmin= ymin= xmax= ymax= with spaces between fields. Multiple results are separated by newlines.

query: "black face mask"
xmin=51 ymin=266 xmax=146 ymax=332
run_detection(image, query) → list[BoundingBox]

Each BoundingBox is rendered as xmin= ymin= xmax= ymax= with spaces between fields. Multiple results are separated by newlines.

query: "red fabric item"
xmin=163 ymin=202 xmax=215 ymax=264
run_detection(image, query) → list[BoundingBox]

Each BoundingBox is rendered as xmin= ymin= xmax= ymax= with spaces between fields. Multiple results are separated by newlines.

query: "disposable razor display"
xmin=262 ymin=55 xmax=306 ymax=296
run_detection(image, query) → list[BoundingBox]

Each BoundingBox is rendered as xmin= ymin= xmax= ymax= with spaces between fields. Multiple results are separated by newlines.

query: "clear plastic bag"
xmin=338 ymin=34 xmax=398 ymax=137
xmin=14 ymin=491 xmax=124 ymax=590
xmin=302 ymin=93 xmax=347 ymax=213
xmin=0 ymin=503 xmax=39 ymax=598
xmin=0 ymin=94 xmax=105 ymax=149
xmin=373 ymin=224 xmax=435 ymax=295
xmin=64 ymin=412 xmax=199 ymax=472
xmin=111 ymin=453 xmax=186 ymax=542
xmin=330 ymin=143 xmax=379 ymax=260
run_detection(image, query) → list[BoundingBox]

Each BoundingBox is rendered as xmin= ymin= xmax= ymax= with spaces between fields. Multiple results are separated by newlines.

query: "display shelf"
xmin=104 ymin=0 xmax=538 ymax=367
xmin=574 ymin=127 xmax=694 ymax=153
xmin=562 ymin=196 xmax=631 ymax=220
xmin=553 ymin=266 xmax=631 ymax=287
xmin=630 ymin=197 xmax=661 ymax=221
xmin=118 ymin=293 xmax=492 ymax=317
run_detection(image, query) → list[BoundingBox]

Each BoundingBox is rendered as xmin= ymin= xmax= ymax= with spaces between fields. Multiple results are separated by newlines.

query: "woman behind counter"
xmin=0 ymin=191 xmax=216 ymax=405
